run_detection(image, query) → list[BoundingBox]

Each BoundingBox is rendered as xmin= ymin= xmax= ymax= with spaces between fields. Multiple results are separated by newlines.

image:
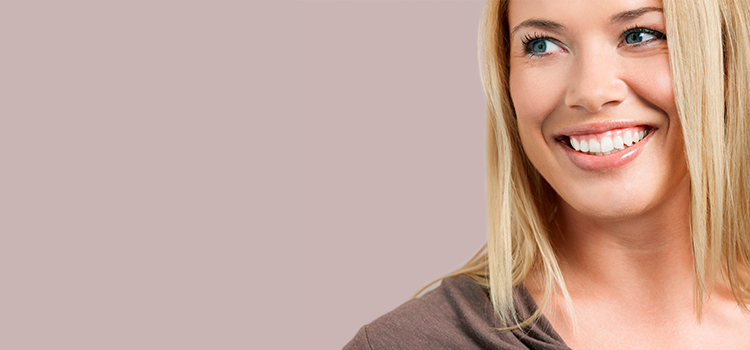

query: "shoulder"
xmin=343 ymin=275 xmax=568 ymax=350
xmin=343 ymin=275 xmax=495 ymax=350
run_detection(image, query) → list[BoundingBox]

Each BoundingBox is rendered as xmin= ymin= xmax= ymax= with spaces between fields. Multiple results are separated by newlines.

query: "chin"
xmin=554 ymin=172 xmax=689 ymax=223
xmin=561 ymin=197 xmax=649 ymax=221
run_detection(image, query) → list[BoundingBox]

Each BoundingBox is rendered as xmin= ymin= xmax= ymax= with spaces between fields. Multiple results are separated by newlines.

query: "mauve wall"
xmin=0 ymin=0 xmax=482 ymax=348
xmin=286 ymin=1 xmax=488 ymax=349
xmin=0 ymin=0 xmax=264 ymax=349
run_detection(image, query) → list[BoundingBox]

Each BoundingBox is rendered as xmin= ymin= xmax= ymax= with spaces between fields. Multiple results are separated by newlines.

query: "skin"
xmin=508 ymin=0 xmax=750 ymax=348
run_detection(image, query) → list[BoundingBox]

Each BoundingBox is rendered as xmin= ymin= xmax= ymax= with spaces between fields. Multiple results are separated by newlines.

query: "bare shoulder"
xmin=688 ymin=289 xmax=750 ymax=349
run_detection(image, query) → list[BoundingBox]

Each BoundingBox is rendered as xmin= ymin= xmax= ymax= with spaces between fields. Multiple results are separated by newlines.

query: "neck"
xmin=550 ymin=175 xmax=693 ymax=304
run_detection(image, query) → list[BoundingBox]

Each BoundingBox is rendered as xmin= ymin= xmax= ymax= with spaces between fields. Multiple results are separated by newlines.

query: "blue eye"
xmin=523 ymin=37 xmax=563 ymax=56
xmin=625 ymin=32 xmax=653 ymax=43
xmin=623 ymin=28 xmax=665 ymax=45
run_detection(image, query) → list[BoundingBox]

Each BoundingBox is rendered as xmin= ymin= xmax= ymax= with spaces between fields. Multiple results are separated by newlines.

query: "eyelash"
xmin=620 ymin=25 xmax=667 ymax=46
xmin=521 ymin=26 xmax=667 ymax=57
xmin=521 ymin=32 xmax=557 ymax=57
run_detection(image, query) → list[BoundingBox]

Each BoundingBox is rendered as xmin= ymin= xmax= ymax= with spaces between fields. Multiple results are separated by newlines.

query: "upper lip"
xmin=552 ymin=120 xmax=657 ymax=138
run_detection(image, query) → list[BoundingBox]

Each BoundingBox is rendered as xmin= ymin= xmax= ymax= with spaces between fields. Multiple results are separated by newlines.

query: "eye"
xmin=622 ymin=27 xmax=666 ymax=45
xmin=523 ymin=36 xmax=563 ymax=56
xmin=625 ymin=31 xmax=654 ymax=44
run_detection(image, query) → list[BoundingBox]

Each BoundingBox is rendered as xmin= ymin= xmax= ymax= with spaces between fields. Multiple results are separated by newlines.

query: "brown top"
xmin=343 ymin=275 xmax=571 ymax=350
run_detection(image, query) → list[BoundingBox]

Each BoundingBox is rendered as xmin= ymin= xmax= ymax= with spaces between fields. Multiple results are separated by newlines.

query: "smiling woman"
xmin=344 ymin=0 xmax=750 ymax=349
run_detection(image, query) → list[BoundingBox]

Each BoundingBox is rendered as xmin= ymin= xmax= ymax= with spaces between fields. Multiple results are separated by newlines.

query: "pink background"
xmin=0 ymin=0 xmax=485 ymax=349
xmin=289 ymin=1 xmax=487 ymax=349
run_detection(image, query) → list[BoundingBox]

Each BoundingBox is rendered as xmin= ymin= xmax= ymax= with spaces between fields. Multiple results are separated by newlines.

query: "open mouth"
xmin=557 ymin=126 xmax=652 ymax=156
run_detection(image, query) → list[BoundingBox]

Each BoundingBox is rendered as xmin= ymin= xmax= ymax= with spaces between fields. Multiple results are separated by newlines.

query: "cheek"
xmin=624 ymin=57 xmax=683 ymax=146
xmin=626 ymin=57 xmax=676 ymax=117
xmin=509 ymin=65 xmax=568 ymax=156
xmin=510 ymin=72 xmax=540 ymax=160
xmin=510 ymin=67 xmax=560 ymax=125
xmin=624 ymin=57 xmax=687 ymax=173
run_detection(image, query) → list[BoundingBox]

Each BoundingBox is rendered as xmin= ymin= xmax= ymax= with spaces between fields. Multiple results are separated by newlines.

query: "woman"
xmin=345 ymin=0 xmax=750 ymax=348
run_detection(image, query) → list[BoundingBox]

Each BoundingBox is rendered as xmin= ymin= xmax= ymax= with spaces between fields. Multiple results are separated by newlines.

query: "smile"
xmin=563 ymin=126 xmax=651 ymax=156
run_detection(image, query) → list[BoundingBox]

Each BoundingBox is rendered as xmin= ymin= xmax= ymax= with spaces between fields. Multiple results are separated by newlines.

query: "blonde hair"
xmin=418 ymin=0 xmax=750 ymax=328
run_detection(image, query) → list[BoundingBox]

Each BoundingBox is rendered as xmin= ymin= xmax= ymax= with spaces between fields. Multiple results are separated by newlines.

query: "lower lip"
xmin=560 ymin=131 xmax=653 ymax=171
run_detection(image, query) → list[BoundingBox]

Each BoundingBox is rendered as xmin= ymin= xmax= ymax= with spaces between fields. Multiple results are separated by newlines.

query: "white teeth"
xmin=567 ymin=129 xmax=649 ymax=156
xmin=589 ymin=139 xmax=600 ymax=153
xmin=624 ymin=130 xmax=634 ymax=146
xmin=613 ymin=135 xmax=624 ymax=150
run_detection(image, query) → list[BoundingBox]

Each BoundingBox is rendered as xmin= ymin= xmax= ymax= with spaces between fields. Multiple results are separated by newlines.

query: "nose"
xmin=564 ymin=49 xmax=627 ymax=113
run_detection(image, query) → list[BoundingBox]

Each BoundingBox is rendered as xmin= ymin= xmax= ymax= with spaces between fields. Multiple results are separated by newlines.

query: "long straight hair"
xmin=419 ymin=0 xmax=750 ymax=328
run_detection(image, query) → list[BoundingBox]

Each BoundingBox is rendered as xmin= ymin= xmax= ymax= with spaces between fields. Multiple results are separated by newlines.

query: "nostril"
xmin=565 ymin=74 xmax=628 ymax=113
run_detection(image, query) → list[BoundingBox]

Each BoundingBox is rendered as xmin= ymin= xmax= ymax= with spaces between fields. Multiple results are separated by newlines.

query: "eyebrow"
xmin=510 ymin=7 xmax=664 ymax=38
xmin=510 ymin=19 xmax=564 ymax=38
xmin=610 ymin=7 xmax=663 ymax=23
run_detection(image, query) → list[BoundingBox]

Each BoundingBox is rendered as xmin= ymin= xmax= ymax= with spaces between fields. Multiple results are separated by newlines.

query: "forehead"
xmin=508 ymin=0 xmax=665 ymax=29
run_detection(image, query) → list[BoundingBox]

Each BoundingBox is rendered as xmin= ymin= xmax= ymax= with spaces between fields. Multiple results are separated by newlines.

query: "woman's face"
xmin=508 ymin=0 xmax=688 ymax=219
